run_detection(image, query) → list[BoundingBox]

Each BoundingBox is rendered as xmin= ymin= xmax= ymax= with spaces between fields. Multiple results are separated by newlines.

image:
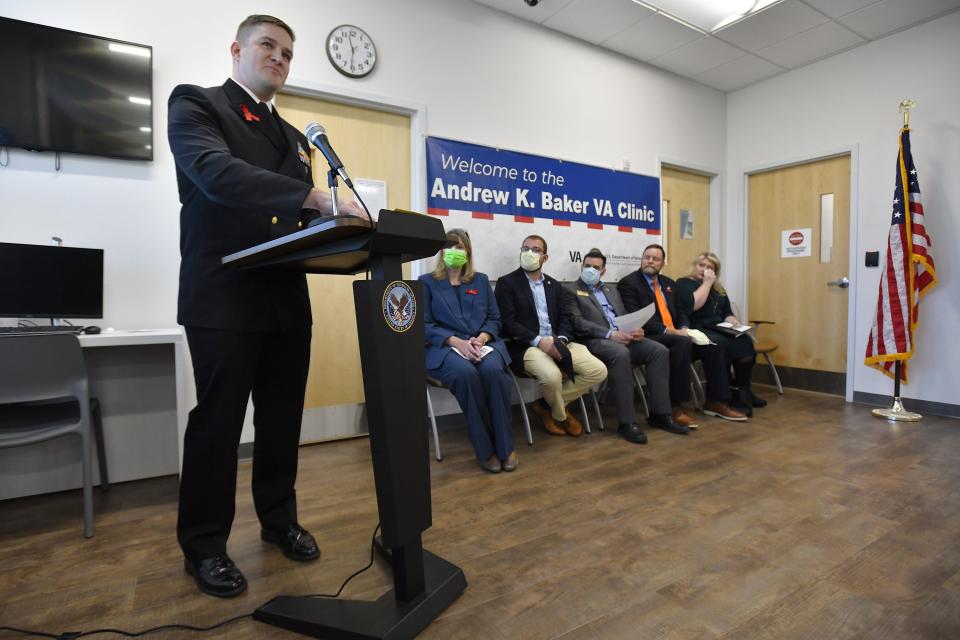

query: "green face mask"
xmin=443 ymin=248 xmax=468 ymax=268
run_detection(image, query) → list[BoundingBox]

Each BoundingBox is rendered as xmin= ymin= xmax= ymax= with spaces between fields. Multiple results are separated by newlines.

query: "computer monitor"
xmin=0 ymin=242 xmax=104 ymax=319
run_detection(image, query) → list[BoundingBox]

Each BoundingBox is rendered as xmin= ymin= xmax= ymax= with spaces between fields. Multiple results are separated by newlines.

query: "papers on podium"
xmin=615 ymin=303 xmax=655 ymax=333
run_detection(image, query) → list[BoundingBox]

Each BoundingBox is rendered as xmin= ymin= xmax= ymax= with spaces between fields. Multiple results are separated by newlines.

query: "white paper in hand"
xmin=451 ymin=345 xmax=493 ymax=360
xmin=615 ymin=303 xmax=656 ymax=333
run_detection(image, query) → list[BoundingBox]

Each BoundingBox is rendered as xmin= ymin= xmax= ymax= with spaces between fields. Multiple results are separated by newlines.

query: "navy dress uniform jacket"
xmin=168 ymin=78 xmax=315 ymax=331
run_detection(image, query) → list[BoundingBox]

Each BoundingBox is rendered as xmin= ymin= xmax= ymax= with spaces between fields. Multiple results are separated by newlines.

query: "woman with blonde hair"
xmin=418 ymin=229 xmax=518 ymax=473
xmin=675 ymin=252 xmax=766 ymax=412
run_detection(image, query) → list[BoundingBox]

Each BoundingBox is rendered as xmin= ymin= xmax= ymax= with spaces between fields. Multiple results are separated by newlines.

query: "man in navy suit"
xmin=495 ymin=235 xmax=607 ymax=437
xmin=168 ymin=14 xmax=362 ymax=598
xmin=618 ymin=244 xmax=746 ymax=425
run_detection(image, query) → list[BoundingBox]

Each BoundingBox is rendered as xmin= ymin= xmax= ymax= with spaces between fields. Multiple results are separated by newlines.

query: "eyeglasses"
xmin=520 ymin=246 xmax=544 ymax=255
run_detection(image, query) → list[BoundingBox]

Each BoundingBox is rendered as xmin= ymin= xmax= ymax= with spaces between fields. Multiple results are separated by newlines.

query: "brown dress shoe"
xmin=672 ymin=407 xmax=699 ymax=429
xmin=532 ymin=400 xmax=566 ymax=435
xmin=702 ymin=401 xmax=748 ymax=421
xmin=564 ymin=409 xmax=584 ymax=437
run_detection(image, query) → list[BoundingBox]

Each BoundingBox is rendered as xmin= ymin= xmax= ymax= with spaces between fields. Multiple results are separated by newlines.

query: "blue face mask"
xmin=580 ymin=267 xmax=601 ymax=286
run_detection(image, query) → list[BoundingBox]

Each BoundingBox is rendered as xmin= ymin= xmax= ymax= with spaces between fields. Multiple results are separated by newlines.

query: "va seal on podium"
xmin=382 ymin=281 xmax=416 ymax=332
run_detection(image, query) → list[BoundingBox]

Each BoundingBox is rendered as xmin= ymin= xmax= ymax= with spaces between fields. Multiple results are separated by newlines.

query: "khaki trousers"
xmin=522 ymin=342 xmax=607 ymax=421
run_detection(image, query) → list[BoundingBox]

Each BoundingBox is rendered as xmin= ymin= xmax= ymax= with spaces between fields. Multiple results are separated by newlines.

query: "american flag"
xmin=864 ymin=128 xmax=937 ymax=382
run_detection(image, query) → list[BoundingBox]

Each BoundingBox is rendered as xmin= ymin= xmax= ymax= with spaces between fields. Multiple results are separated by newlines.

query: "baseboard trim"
xmin=753 ymin=364 xmax=845 ymax=395
xmin=852 ymin=391 xmax=960 ymax=419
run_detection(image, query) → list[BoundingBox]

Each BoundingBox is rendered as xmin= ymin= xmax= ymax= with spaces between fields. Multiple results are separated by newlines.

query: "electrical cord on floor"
xmin=301 ymin=523 xmax=381 ymax=599
xmin=0 ymin=522 xmax=382 ymax=639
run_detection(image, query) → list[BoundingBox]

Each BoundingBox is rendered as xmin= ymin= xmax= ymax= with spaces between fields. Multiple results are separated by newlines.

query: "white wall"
xmin=0 ymin=0 xmax=725 ymax=332
xmin=723 ymin=10 xmax=960 ymax=404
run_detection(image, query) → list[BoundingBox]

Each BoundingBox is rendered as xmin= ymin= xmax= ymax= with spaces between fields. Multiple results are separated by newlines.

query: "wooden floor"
xmin=2 ymin=387 xmax=960 ymax=639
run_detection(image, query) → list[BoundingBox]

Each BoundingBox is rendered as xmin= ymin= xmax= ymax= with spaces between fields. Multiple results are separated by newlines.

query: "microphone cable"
xmin=0 ymin=522 xmax=382 ymax=639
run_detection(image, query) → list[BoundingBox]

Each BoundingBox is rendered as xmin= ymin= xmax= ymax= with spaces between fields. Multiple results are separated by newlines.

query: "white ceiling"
xmin=470 ymin=0 xmax=960 ymax=91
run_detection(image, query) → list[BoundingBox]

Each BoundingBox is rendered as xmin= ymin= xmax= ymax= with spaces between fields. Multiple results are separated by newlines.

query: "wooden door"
xmin=748 ymin=155 xmax=850 ymax=383
xmin=661 ymin=166 xmax=710 ymax=280
xmin=276 ymin=93 xmax=411 ymax=410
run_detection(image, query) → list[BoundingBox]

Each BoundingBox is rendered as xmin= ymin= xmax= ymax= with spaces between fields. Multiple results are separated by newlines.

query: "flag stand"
xmin=871 ymin=362 xmax=922 ymax=422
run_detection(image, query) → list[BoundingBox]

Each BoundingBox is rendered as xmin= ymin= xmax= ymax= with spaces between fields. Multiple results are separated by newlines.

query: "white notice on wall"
xmin=781 ymin=227 xmax=812 ymax=258
xmin=353 ymin=178 xmax=388 ymax=222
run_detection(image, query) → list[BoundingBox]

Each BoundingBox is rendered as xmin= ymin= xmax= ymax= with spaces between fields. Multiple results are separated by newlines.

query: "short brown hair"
xmin=236 ymin=15 xmax=295 ymax=43
xmin=642 ymin=243 xmax=665 ymax=260
xmin=522 ymin=235 xmax=548 ymax=254
xmin=584 ymin=248 xmax=606 ymax=268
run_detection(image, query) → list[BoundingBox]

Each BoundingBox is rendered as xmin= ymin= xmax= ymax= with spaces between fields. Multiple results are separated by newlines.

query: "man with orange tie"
xmin=618 ymin=244 xmax=746 ymax=426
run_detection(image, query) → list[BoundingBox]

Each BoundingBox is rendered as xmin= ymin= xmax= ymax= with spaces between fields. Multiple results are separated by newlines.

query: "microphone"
xmin=304 ymin=122 xmax=353 ymax=188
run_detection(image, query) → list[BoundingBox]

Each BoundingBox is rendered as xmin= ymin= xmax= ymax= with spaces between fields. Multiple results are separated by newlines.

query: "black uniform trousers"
xmin=178 ymin=326 xmax=311 ymax=562
xmin=646 ymin=333 xmax=731 ymax=404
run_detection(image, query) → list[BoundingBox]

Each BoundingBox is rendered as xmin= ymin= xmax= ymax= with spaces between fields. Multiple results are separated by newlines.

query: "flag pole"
xmin=872 ymin=361 xmax=922 ymax=421
xmin=872 ymin=98 xmax=922 ymax=422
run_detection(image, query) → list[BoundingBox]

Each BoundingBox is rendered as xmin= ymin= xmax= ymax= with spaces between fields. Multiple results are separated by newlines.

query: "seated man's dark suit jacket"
xmin=618 ymin=270 xmax=730 ymax=403
xmin=494 ymin=267 xmax=573 ymax=376
xmin=617 ymin=271 xmax=687 ymax=335
xmin=169 ymin=78 xmax=315 ymax=331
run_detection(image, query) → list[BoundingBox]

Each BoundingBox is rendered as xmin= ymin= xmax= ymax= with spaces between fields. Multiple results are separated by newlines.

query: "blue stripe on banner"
xmin=426 ymin=137 xmax=660 ymax=231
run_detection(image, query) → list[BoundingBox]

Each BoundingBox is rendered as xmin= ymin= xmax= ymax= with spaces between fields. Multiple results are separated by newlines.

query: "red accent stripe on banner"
xmin=553 ymin=220 xmax=571 ymax=227
xmin=472 ymin=212 xmax=494 ymax=220
xmin=646 ymin=228 xmax=661 ymax=235
xmin=515 ymin=216 xmax=534 ymax=223
xmin=587 ymin=223 xmax=603 ymax=230
xmin=427 ymin=208 xmax=449 ymax=216
xmin=618 ymin=227 xmax=633 ymax=233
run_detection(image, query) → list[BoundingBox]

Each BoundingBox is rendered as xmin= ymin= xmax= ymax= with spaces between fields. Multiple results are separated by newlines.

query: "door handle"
xmin=827 ymin=276 xmax=850 ymax=288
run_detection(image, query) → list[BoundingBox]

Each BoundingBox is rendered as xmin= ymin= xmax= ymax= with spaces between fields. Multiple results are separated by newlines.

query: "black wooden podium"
xmin=223 ymin=210 xmax=464 ymax=639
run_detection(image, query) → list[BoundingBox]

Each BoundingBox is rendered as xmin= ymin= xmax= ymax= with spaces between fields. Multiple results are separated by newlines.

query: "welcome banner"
xmin=421 ymin=136 xmax=661 ymax=283
xmin=426 ymin=136 xmax=660 ymax=231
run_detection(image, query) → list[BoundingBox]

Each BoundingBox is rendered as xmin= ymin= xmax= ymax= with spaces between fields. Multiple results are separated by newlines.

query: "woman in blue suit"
xmin=419 ymin=228 xmax=517 ymax=473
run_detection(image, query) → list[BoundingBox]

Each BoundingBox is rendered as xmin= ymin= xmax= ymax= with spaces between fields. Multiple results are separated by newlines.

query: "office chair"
xmin=0 ymin=334 xmax=109 ymax=538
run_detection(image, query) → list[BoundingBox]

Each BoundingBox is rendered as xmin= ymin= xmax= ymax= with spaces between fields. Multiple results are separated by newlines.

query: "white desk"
xmin=0 ymin=329 xmax=187 ymax=500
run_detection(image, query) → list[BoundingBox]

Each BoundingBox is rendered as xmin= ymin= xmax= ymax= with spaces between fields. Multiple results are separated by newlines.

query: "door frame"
xmin=739 ymin=145 xmax=860 ymax=401
xmin=282 ymin=77 xmax=428 ymax=271
xmin=658 ymin=157 xmax=721 ymax=252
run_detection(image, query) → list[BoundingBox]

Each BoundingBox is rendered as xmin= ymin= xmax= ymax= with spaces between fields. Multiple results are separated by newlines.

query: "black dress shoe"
xmin=261 ymin=524 xmax=320 ymax=561
xmin=647 ymin=414 xmax=690 ymax=435
xmin=746 ymin=388 xmax=768 ymax=407
xmin=184 ymin=554 xmax=247 ymax=598
xmin=617 ymin=423 xmax=647 ymax=444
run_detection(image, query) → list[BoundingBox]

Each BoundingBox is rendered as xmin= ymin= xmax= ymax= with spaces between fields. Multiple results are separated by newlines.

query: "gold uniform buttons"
xmin=271 ymin=216 xmax=278 ymax=225
xmin=297 ymin=221 xmax=303 ymax=228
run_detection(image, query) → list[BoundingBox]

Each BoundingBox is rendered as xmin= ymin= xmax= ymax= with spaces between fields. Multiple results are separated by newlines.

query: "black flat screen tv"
xmin=0 ymin=17 xmax=153 ymax=161
xmin=0 ymin=242 xmax=104 ymax=319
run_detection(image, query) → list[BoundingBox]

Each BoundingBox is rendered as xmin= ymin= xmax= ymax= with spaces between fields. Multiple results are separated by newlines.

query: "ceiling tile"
xmin=650 ymin=36 xmax=744 ymax=77
xmin=470 ymin=0 xmax=572 ymax=24
xmin=693 ymin=54 xmax=784 ymax=91
xmin=714 ymin=0 xmax=830 ymax=51
xmin=602 ymin=12 xmax=703 ymax=61
xmin=800 ymin=0 xmax=884 ymax=19
xmin=837 ymin=0 xmax=960 ymax=39
xmin=755 ymin=20 xmax=865 ymax=68
xmin=543 ymin=0 xmax=653 ymax=44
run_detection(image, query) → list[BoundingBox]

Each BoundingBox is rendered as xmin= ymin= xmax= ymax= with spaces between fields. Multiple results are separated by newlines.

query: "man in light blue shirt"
xmin=495 ymin=235 xmax=607 ymax=437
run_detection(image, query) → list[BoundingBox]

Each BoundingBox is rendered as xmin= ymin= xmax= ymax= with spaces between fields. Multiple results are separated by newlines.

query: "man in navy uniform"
xmin=168 ymin=14 xmax=362 ymax=597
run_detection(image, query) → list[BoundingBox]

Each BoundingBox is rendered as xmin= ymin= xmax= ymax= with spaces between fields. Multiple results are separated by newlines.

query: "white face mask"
xmin=580 ymin=267 xmax=601 ymax=286
xmin=519 ymin=250 xmax=542 ymax=272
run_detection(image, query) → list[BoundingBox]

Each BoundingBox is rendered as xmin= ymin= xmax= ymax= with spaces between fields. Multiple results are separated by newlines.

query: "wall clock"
xmin=326 ymin=24 xmax=377 ymax=78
